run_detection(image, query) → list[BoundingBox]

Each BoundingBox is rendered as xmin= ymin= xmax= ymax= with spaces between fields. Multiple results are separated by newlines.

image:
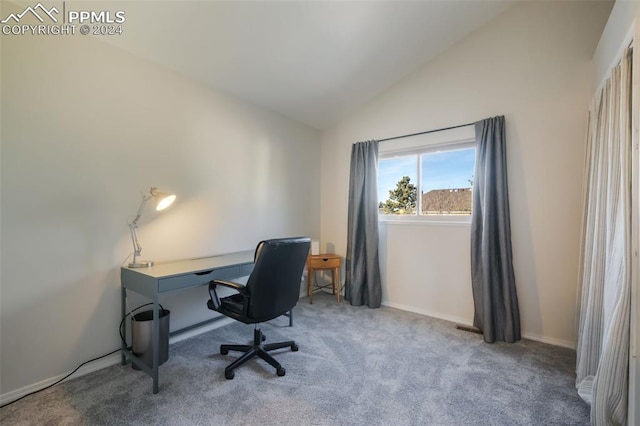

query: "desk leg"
xmin=121 ymin=287 xmax=127 ymax=365
xmin=152 ymin=297 xmax=160 ymax=394
xmin=335 ymin=267 xmax=341 ymax=303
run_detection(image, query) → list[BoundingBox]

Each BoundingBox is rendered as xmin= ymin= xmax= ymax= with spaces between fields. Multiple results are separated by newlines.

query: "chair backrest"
xmin=245 ymin=237 xmax=311 ymax=322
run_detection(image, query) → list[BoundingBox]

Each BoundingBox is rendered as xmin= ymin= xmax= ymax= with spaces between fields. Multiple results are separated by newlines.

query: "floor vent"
xmin=455 ymin=324 xmax=482 ymax=334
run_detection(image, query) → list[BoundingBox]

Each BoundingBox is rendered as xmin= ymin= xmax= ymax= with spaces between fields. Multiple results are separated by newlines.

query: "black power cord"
xmin=120 ymin=302 xmax=152 ymax=348
xmin=2 ymin=303 xmax=163 ymax=408
xmin=0 ymin=348 xmax=120 ymax=408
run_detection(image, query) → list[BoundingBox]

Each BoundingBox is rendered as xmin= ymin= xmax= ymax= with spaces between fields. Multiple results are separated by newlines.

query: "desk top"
xmin=121 ymin=250 xmax=254 ymax=279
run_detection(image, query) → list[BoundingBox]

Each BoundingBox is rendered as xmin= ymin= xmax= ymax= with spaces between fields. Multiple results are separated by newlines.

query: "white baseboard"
xmin=382 ymin=301 xmax=576 ymax=349
xmin=382 ymin=300 xmax=473 ymax=328
xmin=0 ymin=318 xmax=235 ymax=406
xmin=520 ymin=332 xmax=576 ymax=349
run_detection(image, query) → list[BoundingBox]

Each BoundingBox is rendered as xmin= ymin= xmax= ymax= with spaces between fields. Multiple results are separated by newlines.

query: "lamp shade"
xmin=150 ymin=188 xmax=176 ymax=211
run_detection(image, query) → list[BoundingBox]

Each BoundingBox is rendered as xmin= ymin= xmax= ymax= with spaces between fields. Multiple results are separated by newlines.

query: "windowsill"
xmin=378 ymin=216 xmax=471 ymax=227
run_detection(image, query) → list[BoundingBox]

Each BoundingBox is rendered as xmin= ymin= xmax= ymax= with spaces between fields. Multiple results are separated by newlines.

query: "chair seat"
xmin=220 ymin=294 xmax=244 ymax=316
xmin=206 ymin=296 xmax=245 ymax=321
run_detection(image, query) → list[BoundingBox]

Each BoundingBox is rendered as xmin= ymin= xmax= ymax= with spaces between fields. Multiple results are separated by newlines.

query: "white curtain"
xmin=576 ymin=48 xmax=632 ymax=425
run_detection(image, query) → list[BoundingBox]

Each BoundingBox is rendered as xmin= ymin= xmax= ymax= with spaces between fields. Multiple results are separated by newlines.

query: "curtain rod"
xmin=378 ymin=121 xmax=475 ymax=142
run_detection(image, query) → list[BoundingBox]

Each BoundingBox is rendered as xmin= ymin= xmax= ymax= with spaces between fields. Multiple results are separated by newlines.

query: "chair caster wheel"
xmin=225 ymin=370 xmax=235 ymax=380
xmin=291 ymin=344 xmax=299 ymax=352
xmin=277 ymin=367 xmax=285 ymax=377
xmin=220 ymin=348 xmax=229 ymax=355
xmin=261 ymin=334 xmax=266 ymax=342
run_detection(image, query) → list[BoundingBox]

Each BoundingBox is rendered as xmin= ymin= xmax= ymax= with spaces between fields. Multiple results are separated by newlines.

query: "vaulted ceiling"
xmin=104 ymin=1 xmax=514 ymax=129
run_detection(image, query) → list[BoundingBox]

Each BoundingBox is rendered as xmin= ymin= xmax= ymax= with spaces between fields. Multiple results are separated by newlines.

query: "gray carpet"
xmin=0 ymin=293 xmax=589 ymax=425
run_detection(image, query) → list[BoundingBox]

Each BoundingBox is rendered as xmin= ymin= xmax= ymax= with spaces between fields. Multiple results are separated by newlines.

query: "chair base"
xmin=220 ymin=328 xmax=298 ymax=379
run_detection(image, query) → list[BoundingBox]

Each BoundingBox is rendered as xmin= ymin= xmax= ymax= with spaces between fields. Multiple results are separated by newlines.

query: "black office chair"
xmin=207 ymin=237 xmax=310 ymax=379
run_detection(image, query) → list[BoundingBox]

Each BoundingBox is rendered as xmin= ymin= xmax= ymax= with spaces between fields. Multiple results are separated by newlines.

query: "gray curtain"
xmin=345 ymin=140 xmax=382 ymax=308
xmin=471 ymin=116 xmax=521 ymax=343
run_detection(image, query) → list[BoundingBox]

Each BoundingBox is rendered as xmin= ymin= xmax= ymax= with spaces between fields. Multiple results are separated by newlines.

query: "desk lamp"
xmin=128 ymin=187 xmax=176 ymax=268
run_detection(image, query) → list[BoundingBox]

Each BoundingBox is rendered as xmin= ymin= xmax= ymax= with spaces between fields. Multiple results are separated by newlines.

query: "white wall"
xmin=320 ymin=1 xmax=612 ymax=348
xmin=591 ymin=1 xmax=640 ymax=423
xmin=592 ymin=1 xmax=639 ymax=91
xmin=0 ymin=24 xmax=321 ymax=396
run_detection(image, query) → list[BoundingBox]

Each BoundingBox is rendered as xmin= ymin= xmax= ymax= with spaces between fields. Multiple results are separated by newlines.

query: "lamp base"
xmin=129 ymin=260 xmax=154 ymax=268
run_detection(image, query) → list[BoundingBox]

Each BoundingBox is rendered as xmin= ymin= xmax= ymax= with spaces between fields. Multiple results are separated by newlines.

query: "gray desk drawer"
xmin=240 ymin=263 xmax=254 ymax=276
xmin=158 ymin=266 xmax=241 ymax=292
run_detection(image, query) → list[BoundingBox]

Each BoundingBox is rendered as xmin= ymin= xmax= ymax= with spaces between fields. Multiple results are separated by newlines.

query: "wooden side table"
xmin=307 ymin=254 xmax=341 ymax=304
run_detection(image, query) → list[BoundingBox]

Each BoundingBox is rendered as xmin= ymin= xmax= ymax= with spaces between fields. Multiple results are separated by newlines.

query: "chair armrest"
xmin=211 ymin=279 xmax=247 ymax=292
xmin=208 ymin=279 xmax=248 ymax=311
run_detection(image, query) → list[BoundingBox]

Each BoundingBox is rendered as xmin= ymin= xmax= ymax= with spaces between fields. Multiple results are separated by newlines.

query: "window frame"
xmin=378 ymin=137 xmax=476 ymax=225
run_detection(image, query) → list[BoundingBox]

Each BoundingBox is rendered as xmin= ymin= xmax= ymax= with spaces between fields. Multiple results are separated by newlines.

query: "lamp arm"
xmin=129 ymin=223 xmax=141 ymax=265
xmin=131 ymin=194 xmax=152 ymax=226
xmin=128 ymin=194 xmax=151 ymax=264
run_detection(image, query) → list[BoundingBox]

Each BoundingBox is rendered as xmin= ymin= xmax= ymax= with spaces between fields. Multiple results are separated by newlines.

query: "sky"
xmin=378 ymin=148 xmax=475 ymax=203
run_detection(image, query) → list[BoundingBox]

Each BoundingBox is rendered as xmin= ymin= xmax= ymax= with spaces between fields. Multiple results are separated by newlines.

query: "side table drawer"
xmin=308 ymin=256 xmax=340 ymax=269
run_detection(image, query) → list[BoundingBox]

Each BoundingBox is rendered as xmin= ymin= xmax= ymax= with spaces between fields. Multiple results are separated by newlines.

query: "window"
xmin=378 ymin=140 xmax=475 ymax=220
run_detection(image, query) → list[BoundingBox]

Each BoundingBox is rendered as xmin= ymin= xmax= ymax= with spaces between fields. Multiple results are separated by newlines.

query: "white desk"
xmin=120 ymin=251 xmax=255 ymax=393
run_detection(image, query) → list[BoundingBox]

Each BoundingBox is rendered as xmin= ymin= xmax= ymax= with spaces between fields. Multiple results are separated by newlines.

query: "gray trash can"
xmin=131 ymin=308 xmax=170 ymax=370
